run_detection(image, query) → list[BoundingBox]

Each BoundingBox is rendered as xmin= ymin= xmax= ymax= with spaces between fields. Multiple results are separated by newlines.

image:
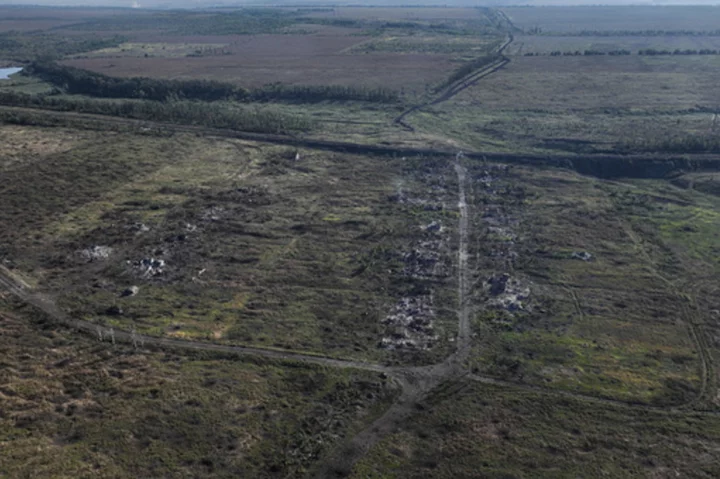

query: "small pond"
xmin=0 ymin=67 xmax=22 ymax=80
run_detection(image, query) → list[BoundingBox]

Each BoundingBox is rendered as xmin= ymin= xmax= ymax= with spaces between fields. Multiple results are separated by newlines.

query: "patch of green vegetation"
xmin=0 ymin=32 xmax=125 ymax=62
xmin=466 ymin=166 xmax=703 ymax=404
xmin=71 ymin=41 xmax=230 ymax=60
xmin=0 ymin=90 xmax=315 ymax=133
xmin=0 ymin=303 xmax=397 ymax=478
xmin=348 ymin=35 xmax=498 ymax=55
xmin=0 ymin=72 xmax=53 ymax=95
xmin=62 ymin=9 xmax=295 ymax=36
xmin=351 ymin=381 xmax=720 ymax=477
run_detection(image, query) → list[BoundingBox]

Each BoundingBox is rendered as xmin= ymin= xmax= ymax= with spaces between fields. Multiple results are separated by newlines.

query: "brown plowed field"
xmin=449 ymin=55 xmax=720 ymax=111
xmin=297 ymin=7 xmax=486 ymax=21
xmin=62 ymin=33 xmax=456 ymax=89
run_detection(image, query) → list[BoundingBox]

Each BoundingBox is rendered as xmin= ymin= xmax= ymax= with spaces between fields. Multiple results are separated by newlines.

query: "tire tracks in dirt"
xmin=0 ymin=266 xmax=390 ymax=374
xmin=621 ymin=221 xmax=717 ymax=407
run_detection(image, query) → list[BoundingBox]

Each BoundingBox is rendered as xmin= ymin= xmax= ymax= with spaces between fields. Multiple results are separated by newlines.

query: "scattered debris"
xmin=133 ymin=258 xmax=166 ymax=277
xmin=486 ymin=274 xmax=530 ymax=312
xmin=403 ymin=249 xmax=440 ymax=278
xmin=79 ymin=246 xmax=113 ymax=261
xmin=201 ymin=206 xmax=224 ymax=222
xmin=488 ymin=226 xmax=517 ymax=242
xmin=121 ymin=286 xmax=139 ymax=297
xmin=185 ymin=223 xmax=198 ymax=232
xmin=423 ymin=221 xmax=443 ymax=233
xmin=105 ymin=305 xmax=123 ymax=316
xmin=165 ymin=234 xmax=187 ymax=243
xmin=128 ymin=222 xmax=150 ymax=233
xmin=571 ymin=251 xmax=593 ymax=261
xmin=380 ymin=296 xmax=437 ymax=350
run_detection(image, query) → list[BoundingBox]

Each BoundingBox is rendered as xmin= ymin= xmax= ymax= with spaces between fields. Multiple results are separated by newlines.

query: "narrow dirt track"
xmin=0 ymin=267 xmax=390 ymax=374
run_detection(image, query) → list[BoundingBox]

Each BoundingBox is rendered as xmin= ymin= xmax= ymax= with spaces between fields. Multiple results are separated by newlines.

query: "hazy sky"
xmin=1 ymin=0 xmax=719 ymax=8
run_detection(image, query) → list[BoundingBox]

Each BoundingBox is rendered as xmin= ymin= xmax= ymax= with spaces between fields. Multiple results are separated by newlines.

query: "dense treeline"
xmin=525 ymin=49 xmax=631 ymax=56
xmin=524 ymin=49 xmax=720 ymax=57
xmin=253 ymin=83 xmax=398 ymax=103
xmin=25 ymin=62 xmax=399 ymax=104
xmin=0 ymin=90 xmax=312 ymax=133
xmin=622 ymin=135 xmax=720 ymax=153
xmin=526 ymin=28 xmax=720 ymax=37
xmin=27 ymin=62 xmax=242 ymax=101
xmin=0 ymin=33 xmax=125 ymax=62
xmin=639 ymin=48 xmax=720 ymax=55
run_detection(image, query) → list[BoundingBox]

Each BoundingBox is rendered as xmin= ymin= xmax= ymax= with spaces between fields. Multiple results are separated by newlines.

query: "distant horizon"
xmin=2 ymin=0 xmax=720 ymax=9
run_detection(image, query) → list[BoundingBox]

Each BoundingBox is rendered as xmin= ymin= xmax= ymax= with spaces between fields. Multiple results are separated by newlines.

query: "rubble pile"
xmin=476 ymin=165 xmax=532 ymax=313
xmin=201 ymin=206 xmax=225 ymax=222
xmin=486 ymin=273 xmax=531 ymax=312
xmin=79 ymin=245 xmax=113 ymax=261
xmin=132 ymin=257 xmax=166 ymax=278
xmin=380 ymin=172 xmax=452 ymax=350
xmin=379 ymin=295 xmax=437 ymax=350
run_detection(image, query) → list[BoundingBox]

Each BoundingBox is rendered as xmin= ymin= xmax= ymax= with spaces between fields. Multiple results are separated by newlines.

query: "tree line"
xmin=523 ymin=49 xmax=720 ymax=57
xmin=25 ymin=62 xmax=399 ymax=104
xmin=639 ymin=48 xmax=720 ymax=55
xmin=525 ymin=49 xmax=631 ymax=56
xmin=0 ymin=90 xmax=313 ymax=133
xmin=622 ymin=134 xmax=720 ymax=153
xmin=526 ymin=28 xmax=720 ymax=37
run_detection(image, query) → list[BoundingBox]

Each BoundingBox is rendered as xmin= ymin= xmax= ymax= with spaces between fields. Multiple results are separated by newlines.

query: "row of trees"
xmin=527 ymin=28 xmax=720 ymax=37
xmin=0 ymin=33 xmax=125 ymax=63
xmin=622 ymin=135 xmax=720 ymax=153
xmin=26 ymin=62 xmax=399 ymax=104
xmin=524 ymin=49 xmax=719 ymax=57
xmin=525 ymin=49 xmax=631 ymax=56
xmin=639 ymin=48 xmax=720 ymax=55
xmin=0 ymin=90 xmax=313 ymax=133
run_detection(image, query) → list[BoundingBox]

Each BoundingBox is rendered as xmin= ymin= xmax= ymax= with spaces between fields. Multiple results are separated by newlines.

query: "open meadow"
xmin=4 ymin=4 xmax=720 ymax=478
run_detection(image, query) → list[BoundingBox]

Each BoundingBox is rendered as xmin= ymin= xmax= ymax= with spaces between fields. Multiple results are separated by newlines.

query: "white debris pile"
xmin=422 ymin=221 xmax=443 ymax=233
xmin=132 ymin=257 xmax=166 ymax=278
xmin=380 ymin=296 xmax=437 ymax=350
xmin=120 ymin=285 xmax=140 ymax=297
xmin=127 ymin=222 xmax=150 ymax=233
xmin=571 ymin=251 xmax=593 ymax=261
xmin=402 ymin=248 xmax=440 ymax=279
xmin=201 ymin=206 xmax=225 ymax=222
xmin=485 ymin=273 xmax=531 ymax=312
xmin=79 ymin=246 xmax=113 ymax=261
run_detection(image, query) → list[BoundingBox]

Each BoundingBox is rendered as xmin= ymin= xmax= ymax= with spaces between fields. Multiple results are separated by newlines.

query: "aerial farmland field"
xmin=4 ymin=3 xmax=720 ymax=479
